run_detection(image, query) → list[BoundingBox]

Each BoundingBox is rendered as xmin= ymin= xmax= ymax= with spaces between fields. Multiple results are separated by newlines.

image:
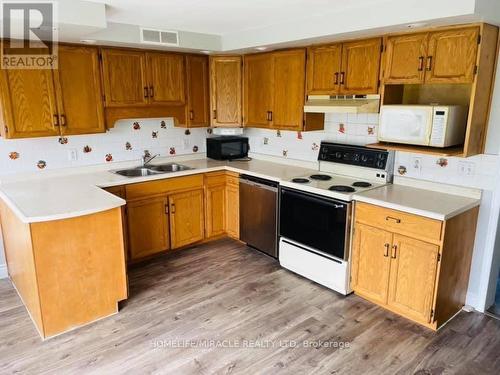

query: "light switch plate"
xmin=411 ymin=157 xmax=422 ymax=174
xmin=67 ymin=149 xmax=78 ymax=161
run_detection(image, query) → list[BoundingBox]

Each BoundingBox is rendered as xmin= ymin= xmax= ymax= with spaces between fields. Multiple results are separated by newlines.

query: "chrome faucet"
xmin=142 ymin=153 xmax=160 ymax=167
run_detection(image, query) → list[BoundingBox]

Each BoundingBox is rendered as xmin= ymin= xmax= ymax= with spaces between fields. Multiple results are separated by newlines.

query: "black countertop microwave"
xmin=206 ymin=136 xmax=249 ymax=160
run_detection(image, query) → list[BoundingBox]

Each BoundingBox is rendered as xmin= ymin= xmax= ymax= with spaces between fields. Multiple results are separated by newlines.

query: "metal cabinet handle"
xmin=426 ymin=56 xmax=433 ymax=71
xmin=60 ymin=114 xmax=67 ymax=127
xmin=213 ymin=109 xmax=217 ymax=119
xmin=189 ymin=110 xmax=194 ymax=121
xmin=418 ymin=56 xmax=424 ymax=71
xmin=53 ymin=114 xmax=59 ymax=127
xmin=164 ymin=204 xmax=169 ymax=215
xmin=340 ymin=72 xmax=345 ymax=84
xmin=384 ymin=243 xmax=390 ymax=257
xmin=386 ymin=216 xmax=401 ymax=223
xmin=391 ymin=245 xmax=398 ymax=259
xmin=144 ymin=86 xmax=149 ymax=98
xmin=149 ymin=85 xmax=154 ymax=98
xmin=171 ymin=203 xmax=176 ymax=214
xmin=269 ymin=111 xmax=273 ymax=121
xmin=334 ymin=72 xmax=339 ymax=84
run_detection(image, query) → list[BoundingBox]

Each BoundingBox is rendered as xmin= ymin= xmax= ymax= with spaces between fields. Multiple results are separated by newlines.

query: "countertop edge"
xmin=353 ymin=194 xmax=481 ymax=221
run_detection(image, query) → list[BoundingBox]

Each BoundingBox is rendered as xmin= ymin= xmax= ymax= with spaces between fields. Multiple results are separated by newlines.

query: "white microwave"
xmin=378 ymin=105 xmax=468 ymax=147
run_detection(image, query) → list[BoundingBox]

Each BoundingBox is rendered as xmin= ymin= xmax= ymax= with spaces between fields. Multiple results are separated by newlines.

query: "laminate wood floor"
xmin=1 ymin=238 xmax=499 ymax=374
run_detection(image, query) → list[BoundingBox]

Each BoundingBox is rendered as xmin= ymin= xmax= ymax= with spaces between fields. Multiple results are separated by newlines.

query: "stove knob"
xmin=361 ymin=154 xmax=368 ymax=162
xmin=353 ymin=153 xmax=360 ymax=161
xmin=335 ymin=152 xmax=342 ymax=159
xmin=376 ymin=160 xmax=385 ymax=168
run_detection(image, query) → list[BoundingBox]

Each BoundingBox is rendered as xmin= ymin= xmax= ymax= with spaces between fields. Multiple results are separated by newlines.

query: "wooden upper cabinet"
xmin=306 ymin=44 xmax=342 ymax=94
xmin=425 ymin=27 xmax=479 ymax=84
xmin=186 ymin=55 xmax=209 ymax=127
xmin=127 ymin=196 xmax=170 ymax=261
xmin=209 ymin=56 xmax=242 ymax=127
xmin=101 ymin=49 xmax=149 ymax=107
xmin=54 ymin=46 xmax=105 ymax=135
xmin=169 ymin=189 xmax=205 ymax=249
xmin=146 ymin=52 xmax=185 ymax=105
xmin=351 ymin=223 xmax=392 ymax=305
xmin=340 ymin=38 xmax=381 ymax=94
xmin=384 ymin=33 xmax=428 ymax=84
xmin=243 ymin=53 xmax=274 ymax=127
xmin=272 ymin=49 xmax=306 ymax=129
xmin=387 ymin=235 xmax=439 ymax=324
xmin=0 ymin=69 xmax=59 ymax=138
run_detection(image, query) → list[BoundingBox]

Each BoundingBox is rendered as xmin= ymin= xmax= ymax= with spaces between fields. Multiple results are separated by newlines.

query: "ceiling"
xmin=90 ymin=0 xmax=383 ymax=36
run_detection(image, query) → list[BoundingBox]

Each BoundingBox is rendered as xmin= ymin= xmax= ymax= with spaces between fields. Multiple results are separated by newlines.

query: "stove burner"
xmin=292 ymin=178 xmax=310 ymax=184
xmin=329 ymin=185 xmax=356 ymax=193
xmin=310 ymin=174 xmax=332 ymax=181
xmin=352 ymin=181 xmax=372 ymax=188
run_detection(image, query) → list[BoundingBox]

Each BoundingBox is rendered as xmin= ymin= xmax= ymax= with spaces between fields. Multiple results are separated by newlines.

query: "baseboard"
xmin=0 ymin=263 xmax=7 ymax=279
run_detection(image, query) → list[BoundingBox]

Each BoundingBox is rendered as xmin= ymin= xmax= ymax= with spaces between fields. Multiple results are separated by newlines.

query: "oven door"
xmin=279 ymin=187 xmax=350 ymax=260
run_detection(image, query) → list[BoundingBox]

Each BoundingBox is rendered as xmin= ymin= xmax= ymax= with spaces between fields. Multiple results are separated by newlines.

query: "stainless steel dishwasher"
xmin=239 ymin=174 xmax=278 ymax=258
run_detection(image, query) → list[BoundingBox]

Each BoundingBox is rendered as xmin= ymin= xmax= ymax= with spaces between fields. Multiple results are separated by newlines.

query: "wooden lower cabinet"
xmin=169 ymin=189 xmax=205 ymax=249
xmin=351 ymin=224 xmax=392 ymax=305
xmin=351 ymin=202 xmax=479 ymax=330
xmin=205 ymin=182 xmax=226 ymax=238
xmin=225 ymin=174 xmax=240 ymax=239
xmin=387 ymin=235 xmax=439 ymax=323
xmin=127 ymin=196 xmax=170 ymax=259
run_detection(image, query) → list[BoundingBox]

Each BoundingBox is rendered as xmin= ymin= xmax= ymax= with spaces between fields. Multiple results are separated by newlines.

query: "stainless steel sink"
xmin=148 ymin=163 xmax=193 ymax=172
xmin=112 ymin=163 xmax=193 ymax=177
xmin=113 ymin=167 xmax=162 ymax=177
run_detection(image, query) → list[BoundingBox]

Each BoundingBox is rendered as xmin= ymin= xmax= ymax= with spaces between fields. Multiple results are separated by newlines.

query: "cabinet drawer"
xmin=205 ymin=172 xmax=227 ymax=187
xmin=126 ymin=175 xmax=203 ymax=200
xmin=355 ymin=202 xmax=443 ymax=242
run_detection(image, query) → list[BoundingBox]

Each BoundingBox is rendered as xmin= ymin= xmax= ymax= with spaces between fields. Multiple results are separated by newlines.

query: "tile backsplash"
xmin=0 ymin=119 xmax=207 ymax=177
xmin=245 ymin=113 xmax=379 ymax=162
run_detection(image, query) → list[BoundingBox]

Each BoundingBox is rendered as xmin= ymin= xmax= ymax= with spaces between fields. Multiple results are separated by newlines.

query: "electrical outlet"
xmin=411 ymin=157 xmax=422 ymax=174
xmin=458 ymin=161 xmax=475 ymax=176
xmin=183 ymin=138 xmax=190 ymax=150
xmin=67 ymin=149 xmax=78 ymax=161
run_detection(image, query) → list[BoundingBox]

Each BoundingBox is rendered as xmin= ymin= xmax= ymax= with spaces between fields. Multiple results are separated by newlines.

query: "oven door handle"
xmin=281 ymin=188 xmax=347 ymax=209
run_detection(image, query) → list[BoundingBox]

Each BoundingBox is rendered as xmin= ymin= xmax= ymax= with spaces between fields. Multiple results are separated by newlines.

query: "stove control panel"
xmin=318 ymin=142 xmax=389 ymax=170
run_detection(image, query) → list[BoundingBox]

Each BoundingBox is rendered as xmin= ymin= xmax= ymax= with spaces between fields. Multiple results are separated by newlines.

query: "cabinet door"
xmin=384 ymin=33 xmax=428 ymax=84
xmin=186 ymin=55 xmax=209 ymax=127
xmin=225 ymin=179 xmax=240 ymax=239
xmin=127 ymin=196 xmax=170 ymax=260
xmin=169 ymin=189 xmax=204 ymax=249
xmin=209 ymin=56 xmax=242 ymax=127
xmin=387 ymin=234 xmax=439 ymax=323
xmin=340 ymin=38 xmax=381 ymax=94
xmin=243 ymin=53 xmax=274 ymax=127
xmin=205 ymin=184 xmax=226 ymax=238
xmin=425 ymin=27 xmax=479 ymax=84
xmin=101 ymin=49 xmax=149 ymax=107
xmin=54 ymin=46 xmax=105 ymax=135
xmin=147 ymin=52 xmax=185 ymax=105
xmin=306 ymin=44 xmax=342 ymax=94
xmin=272 ymin=49 xmax=306 ymax=130
xmin=351 ymin=223 xmax=392 ymax=305
xmin=0 ymin=68 xmax=59 ymax=138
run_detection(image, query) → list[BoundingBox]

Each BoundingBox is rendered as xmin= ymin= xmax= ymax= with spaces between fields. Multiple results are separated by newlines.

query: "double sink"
xmin=113 ymin=163 xmax=194 ymax=177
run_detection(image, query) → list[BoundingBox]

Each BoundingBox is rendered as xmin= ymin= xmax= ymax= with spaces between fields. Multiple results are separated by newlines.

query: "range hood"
xmin=304 ymin=94 xmax=380 ymax=114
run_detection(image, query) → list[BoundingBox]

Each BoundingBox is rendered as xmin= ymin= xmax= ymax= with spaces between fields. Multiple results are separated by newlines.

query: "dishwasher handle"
xmin=240 ymin=175 xmax=278 ymax=192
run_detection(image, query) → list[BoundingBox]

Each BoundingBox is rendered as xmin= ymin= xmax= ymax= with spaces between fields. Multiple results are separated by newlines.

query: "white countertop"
xmin=0 ymin=156 xmax=316 ymax=223
xmin=353 ymin=183 xmax=481 ymax=221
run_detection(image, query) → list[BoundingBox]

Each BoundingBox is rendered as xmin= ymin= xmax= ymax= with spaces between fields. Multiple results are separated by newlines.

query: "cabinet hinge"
xmin=380 ymin=44 xmax=384 ymax=53
xmin=437 ymin=253 xmax=441 ymax=262
xmin=4 ymin=126 xmax=8 ymax=134
xmin=378 ymin=79 xmax=381 ymax=88
xmin=102 ymin=94 xmax=106 ymax=103
xmin=474 ymin=65 xmax=478 ymax=75
xmin=477 ymin=34 xmax=481 ymax=45
xmin=165 ymin=204 xmax=169 ymax=215
xmin=430 ymin=309 xmax=435 ymax=318
xmin=98 ymin=52 xmax=102 ymax=62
